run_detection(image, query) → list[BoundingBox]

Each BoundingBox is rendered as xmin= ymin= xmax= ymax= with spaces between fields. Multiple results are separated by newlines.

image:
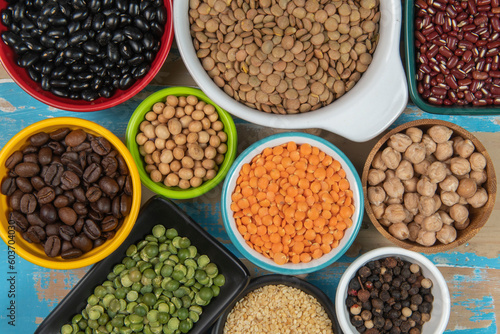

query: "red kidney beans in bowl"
xmin=414 ymin=0 xmax=500 ymax=107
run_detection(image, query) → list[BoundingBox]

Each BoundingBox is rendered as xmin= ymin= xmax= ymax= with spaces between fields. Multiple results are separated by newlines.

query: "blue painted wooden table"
xmin=0 ymin=77 xmax=499 ymax=333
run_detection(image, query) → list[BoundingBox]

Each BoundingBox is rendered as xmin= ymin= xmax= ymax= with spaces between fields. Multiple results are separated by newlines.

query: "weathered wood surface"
xmin=0 ymin=58 xmax=499 ymax=334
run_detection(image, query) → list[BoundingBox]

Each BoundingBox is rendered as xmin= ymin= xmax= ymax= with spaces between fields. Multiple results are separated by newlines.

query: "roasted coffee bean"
xmin=61 ymin=248 xmax=83 ymax=259
xmin=15 ymin=162 xmax=40 ymax=177
xmin=95 ymin=197 xmax=111 ymax=213
xmin=20 ymin=193 xmax=37 ymax=214
xmin=73 ymin=202 xmax=88 ymax=216
xmin=23 ymin=153 xmax=39 ymax=164
xmin=119 ymin=194 xmax=132 ymax=217
xmin=83 ymin=219 xmax=101 ymax=240
xmin=66 ymin=161 xmax=84 ymax=176
xmin=101 ymin=156 xmax=118 ymax=175
xmin=73 ymin=187 xmax=87 ymax=203
xmin=1 ymin=177 xmax=17 ymax=195
xmin=5 ymin=151 xmax=23 ymax=169
xmin=36 ymin=186 xmax=56 ymax=205
xmin=29 ymin=132 xmax=49 ymax=146
xmin=40 ymin=203 xmax=58 ymax=223
xmin=61 ymin=240 xmax=73 ymax=253
xmin=86 ymin=186 xmax=102 ymax=202
xmin=65 ymin=129 xmax=87 ymax=147
xmin=88 ymin=209 xmax=104 ymax=221
xmin=38 ymin=147 xmax=53 ymax=166
xmin=27 ymin=213 xmax=46 ymax=227
xmin=22 ymin=145 xmax=38 ymax=154
xmin=59 ymin=225 xmax=76 ymax=241
xmin=101 ymin=215 xmax=118 ymax=232
xmin=102 ymin=230 xmax=116 ymax=240
xmin=111 ymin=196 xmax=122 ymax=218
xmin=61 ymin=170 xmax=80 ymax=189
xmin=44 ymin=235 xmax=61 ymax=257
xmin=9 ymin=190 xmax=23 ymax=211
xmin=99 ymin=176 xmax=119 ymax=197
xmin=9 ymin=211 xmax=29 ymax=232
xmin=61 ymin=152 xmax=79 ymax=165
xmin=49 ymin=127 xmax=70 ymax=141
xmin=15 ymin=177 xmax=32 ymax=193
xmin=116 ymin=155 xmax=129 ymax=175
xmin=93 ymin=238 xmax=107 ymax=248
xmin=53 ymin=195 xmax=70 ymax=208
xmin=83 ymin=163 xmax=102 ymax=183
xmin=30 ymin=176 xmax=45 ymax=191
xmin=72 ymin=233 xmax=93 ymax=252
xmin=26 ymin=225 xmax=46 ymax=243
xmin=70 ymin=141 xmax=91 ymax=152
xmin=91 ymin=137 xmax=112 ymax=156
xmin=58 ymin=207 xmax=77 ymax=225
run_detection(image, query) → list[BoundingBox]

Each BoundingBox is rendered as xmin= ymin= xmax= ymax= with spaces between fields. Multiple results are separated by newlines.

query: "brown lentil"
xmin=189 ymin=0 xmax=380 ymax=114
xmin=224 ymin=284 xmax=334 ymax=334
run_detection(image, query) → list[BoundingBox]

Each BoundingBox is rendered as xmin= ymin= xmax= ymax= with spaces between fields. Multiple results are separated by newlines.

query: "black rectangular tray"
xmin=35 ymin=196 xmax=251 ymax=334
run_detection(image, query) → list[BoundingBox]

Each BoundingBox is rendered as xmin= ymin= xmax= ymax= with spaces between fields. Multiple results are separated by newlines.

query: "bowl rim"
xmin=221 ymin=132 xmax=364 ymax=275
xmin=362 ymin=119 xmax=497 ymax=253
xmin=174 ymin=0 xmax=408 ymax=142
xmin=0 ymin=117 xmax=142 ymax=269
xmin=0 ymin=0 xmax=174 ymax=112
xmin=125 ymin=86 xmax=238 ymax=199
xmin=404 ymin=1 xmax=500 ymax=115
xmin=211 ymin=274 xmax=342 ymax=334
xmin=335 ymin=247 xmax=451 ymax=334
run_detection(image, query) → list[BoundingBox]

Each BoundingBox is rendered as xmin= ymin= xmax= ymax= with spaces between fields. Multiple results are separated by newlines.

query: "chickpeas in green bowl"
xmin=126 ymin=87 xmax=238 ymax=199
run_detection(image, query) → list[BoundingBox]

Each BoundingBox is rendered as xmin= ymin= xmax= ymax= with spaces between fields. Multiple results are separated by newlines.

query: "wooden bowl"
xmin=362 ymin=119 xmax=497 ymax=253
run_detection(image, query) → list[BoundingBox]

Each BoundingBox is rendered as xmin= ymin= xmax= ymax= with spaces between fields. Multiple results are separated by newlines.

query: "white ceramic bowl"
xmin=221 ymin=132 xmax=364 ymax=275
xmin=335 ymin=247 xmax=451 ymax=334
xmin=174 ymin=0 xmax=408 ymax=142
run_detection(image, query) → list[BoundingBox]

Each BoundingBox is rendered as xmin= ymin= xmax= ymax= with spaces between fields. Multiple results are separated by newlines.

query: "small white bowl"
xmin=174 ymin=0 xmax=408 ymax=142
xmin=221 ymin=132 xmax=364 ymax=275
xmin=335 ymin=247 xmax=451 ymax=334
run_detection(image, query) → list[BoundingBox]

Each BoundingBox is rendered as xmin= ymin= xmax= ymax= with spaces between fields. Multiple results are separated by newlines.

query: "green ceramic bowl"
xmin=126 ymin=87 xmax=237 ymax=199
xmin=404 ymin=2 xmax=500 ymax=115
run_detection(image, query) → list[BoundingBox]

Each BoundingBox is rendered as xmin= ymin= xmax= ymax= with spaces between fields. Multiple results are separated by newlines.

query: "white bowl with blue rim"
xmin=221 ymin=132 xmax=364 ymax=275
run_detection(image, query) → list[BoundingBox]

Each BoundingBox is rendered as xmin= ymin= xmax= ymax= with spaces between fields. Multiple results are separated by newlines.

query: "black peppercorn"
xmin=346 ymin=296 xmax=357 ymax=308
xmin=382 ymin=283 xmax=391 ymax=291
xmin=359 ymin=266 xmax=372 ymax=278
xmin=350 ymin=278 xmax=361 ymax=290
xmin=409 ymin=286 xmax=420 ymax=295
xmin=392 ymin=276 xmax=402 ymax=288
xmin=361 ymin=310 xmax=373 ymax=321
xmin=384 ymin=319 xmax=393 ymax=331
xmin=424 ymin=293 xmax=434 ymax=303
xmin=388 ymin=309 xmax=400 ymax=319
xmin=389 ymin=326 xmax=401 ymax=334
xmin=373 ymin=316 xmax=385 ymax=328
xmin=362 ymin=301 xmax=373 ymax=311
xmin=351 ymin=315 xmax=364 ymax=327
xmin=419 ymin=302 xmax=432 ymax=314
xmin=384 ymin=257 xmax=398 ymax=268
xmin=380 ymin=290 xmax=391 ymax=302
xmin=400 ymin=320 xmax=412 ymax=332
xmin=374 ymin=281 xmax=382 ymax=289
xmin=372 ymin=298 xmax=384 ymax=309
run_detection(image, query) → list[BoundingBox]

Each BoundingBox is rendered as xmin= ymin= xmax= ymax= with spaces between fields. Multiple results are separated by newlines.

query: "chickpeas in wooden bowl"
xmin=125 ymin=87 xmax=237 ymax=199
xmin=362 ymin=119 xmax=496 ymax=253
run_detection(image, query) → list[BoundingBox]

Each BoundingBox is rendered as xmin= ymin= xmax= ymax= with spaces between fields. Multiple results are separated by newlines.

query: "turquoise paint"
xmin=424 ymin=252 xmax=500 ymax=270
xmin=447 ymin=296 xmax=496 ymax=334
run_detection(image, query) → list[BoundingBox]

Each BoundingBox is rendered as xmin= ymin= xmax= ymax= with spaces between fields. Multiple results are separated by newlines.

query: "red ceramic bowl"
xmin=0 ymin=0 xmax=174 ymax=112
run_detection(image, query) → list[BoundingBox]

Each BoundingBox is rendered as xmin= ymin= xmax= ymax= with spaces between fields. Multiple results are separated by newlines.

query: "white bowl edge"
xmin=335 ymin=247 xmax=451 ymax=334
xmin=174 ymin=0 xmax=408 ymax=142
xmin=221 ymin=133 xmax=363 ymax=274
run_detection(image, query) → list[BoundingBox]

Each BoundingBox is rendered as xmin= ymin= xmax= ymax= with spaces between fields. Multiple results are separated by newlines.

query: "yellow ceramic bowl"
xmin=0 ymin=118 xmax=141 ymax=269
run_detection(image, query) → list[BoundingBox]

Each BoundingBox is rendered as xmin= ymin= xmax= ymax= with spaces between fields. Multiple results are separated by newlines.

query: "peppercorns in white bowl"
xmin=336 ymin=247 xmax=450 ymax=334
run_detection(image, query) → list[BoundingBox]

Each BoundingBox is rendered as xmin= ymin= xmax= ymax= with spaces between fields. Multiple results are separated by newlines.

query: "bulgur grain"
xmin=223 ymin=284 xmax=334 ymax=334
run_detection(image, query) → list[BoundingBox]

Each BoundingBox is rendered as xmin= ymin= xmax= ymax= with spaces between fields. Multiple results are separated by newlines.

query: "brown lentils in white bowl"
xmin=188 ymin=0 xmax=380 ymax=114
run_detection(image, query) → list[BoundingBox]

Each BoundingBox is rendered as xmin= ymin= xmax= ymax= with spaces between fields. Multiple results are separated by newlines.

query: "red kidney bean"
xmin=446 ymin=5 xmax=458 ymax=18
xmin=477 ymin=59 xmax=486 ymax=71
xmin=491 ymin=85 xmax=500 ymax=94
xmin=447 ymin=55 xmax=459 ymax=68
xmin=416 ymin=31 xmax=427 ymax=44
xmin=465 ymin=32 xmax=479 ymax=43
xmin=478 ymin=0 xmax=492 ymax=6
xmin=473 ymin=99 xmax=488 ymax=105
xmin=416 ymin=0 xmax=428 ymax=9
xmin=487 ymin=40 xmax=500 ymax=48
xmin=478 ymin=5 xmax=492 ymax=11
xmin=463 ymin=50 xmax=473 ymax=62
xmin=445 ymin=75 xmax=459 ymax=89
xmin=438 ymin=46 xmax=454 ymax=58
xmin=468 ymin=0 xmax=478 ymax=14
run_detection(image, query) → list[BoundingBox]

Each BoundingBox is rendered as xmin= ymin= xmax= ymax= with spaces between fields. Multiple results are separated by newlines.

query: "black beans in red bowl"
xmin=0 ymin=0 xmax=174 ymax=111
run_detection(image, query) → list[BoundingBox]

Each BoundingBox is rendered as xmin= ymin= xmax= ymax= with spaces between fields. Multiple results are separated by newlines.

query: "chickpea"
xmin=380 ymin=147 xmax=401 ymax=170
xmin=416 ymin=230 xmax=436 ymax=246
xmin=404 ymin=143 xmax=426 ymax=164
xmin=181 ymin=156 xmax=195 ymax=169
xmin=165 ymin=140 xmax=176 ymax=150
xmin=408 ymin=222 xmax=421 ymax=242
xmin=449 ymin=204 xmax=469 ymax=223
xmin=144 ymin=141 xmax=156 ymax=154
xmin=414 ymin=213 xmax=425 ymax=226
xmin=404 ymin=209 xmax=414 ymax=224
xmin=439 ymin=175 xmax=459 ymax=192
xmin=155 ymin=138 xmax=166 ymax=150
xmin=188 ymin=120 xmax=203 ymax=132
xmin=145 ymin=111 xmax=158 ymax=121
xmin=427 ymin=161 xmax=447 ymax=183
xmin=457 ymin=178 xmax=477 ymax=199
xmin=218 ymin=131 xmax=228 ymax=142
xmin=173 ymin=147 xmax=185 ymax=160
xmin=184 ymin=104 xmax=194 ymax=116
xmin=371 ymin=203 xmax=386 ymax=219
xmin=438 ymin=211 xmax=454 ymax=225
xmin=413 ymin=159 xmax=430 ymax=176
xmin=160 ymin=150 xmax=174 ymax=164
xmin=450 ymin=157 xmax=471 ymax=176
xmin=388 ymin=222 xmax=410 ymax=240
xmin=379 ymin=218 xmax=392 ymax=228
xmin=201 ymin=118 xmax=212 ymax=130
xmin=419 ymin=195 xmax=437 ymax=217
xmin=170 ymin=160 xmax=182 ymax=173
xmin=384 ymin=204 xmax=406 ymax=223
xmin=416 ymin=176 xmax=437 ymax=197
xmin=179 ymin=115 xmax=193 ymax=128
xmin=144 ymin=124 xmax=156 ymax=139
xmin=454 ymin=138 xmax=475 ymax=158
xmin=470 ymin=170 xmax=487 ymax=185
xmin=436 ymin=225 xmax=457 ymax=245
xmin=434 ymin=141 xmax=454 ymax=161
xmin=163 ymin=106 xmax=176 ymax=119
xmin=368 ymin=186 xmax=386 ymax=205
xmin=187 ymin=132 xmax=199 ymax=144
xmin=136 ymin=133 xmax=148 ymax=146
xmin=406 ymin=127 xmax=423 ymax=143
xmin=158 ymin=163 xmax=170 ymax=175
xmin=372 ymin=151 xmax=387 ymax=171
xmin=194 ymin=167 xmax=207 ymax=178
xmin=203 ymin=103 xmax=216 ymax=115
xmin=421 ymin=134 xmax=437 ymax=155
xmin=190 ymin=177 xmax=203 ymax=188
xmin=383 ymin=177 xmax=404 ymax=199
xmin=188 ymin=144 xmax=205 ymax=161
xmin=469 ymin=152 xmax=487 ymax=171
xmin=467 ymin=187 xmax=488 ymax=208
xmin=440 ymin=191 xmax=460 ymax=207
xmin=202 ymin=159 xmax=216 ymax=170
xmin=454 ymin=218 xmax=470 ymax=230
xmin=403 ymin=177 xmax=419 ymax=192
xmin=367 ymin=169 xmax=386 ymax=186
xmin=395 ymin=160 xmax=414 ymax=180
xmin=192 ymin=110 xmax=205 ymax=121
xmin=152 ymin=151 xmax=161 ymax=164
xmin=150 ymin=170 xmax=162 ymax=183
xmin=428 ymin=125 xmax=453 ymax=143
xmin=210 ymin=135 xmax=221 ymax=148
xmin=178 ymin=96 xmax=187 ymax=107
xmin=217 ymin=143 xmax=228 ymax=154
xmin=205 ymin=169 xmax=217 ymax=180
xmin=175 ymin=107 xmax=185 ymax=118
xmin=403 ymin=192 xmax=419 ymax=215
xmin=212 ymin=120 xmax=224 ymax=131
xmin=388 ymin=133 xmax=413 ymax=153
xmin=179 ymin=179 xmax=191 ymax=189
